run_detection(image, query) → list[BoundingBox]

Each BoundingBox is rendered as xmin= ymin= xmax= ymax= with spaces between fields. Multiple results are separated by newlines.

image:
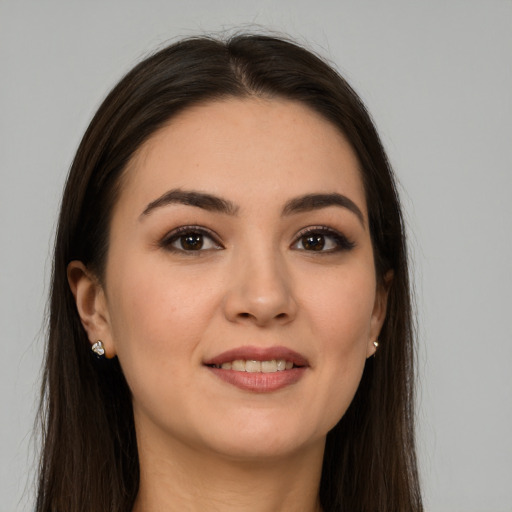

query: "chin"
xmin=207 ymin=435 xmax=320 ymax=462
xmin=194 ymin=414 xmax=330 ymax=462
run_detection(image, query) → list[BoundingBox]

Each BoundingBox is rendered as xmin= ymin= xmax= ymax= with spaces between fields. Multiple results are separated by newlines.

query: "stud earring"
xmin=373 ymin=340 xmax=379 ymax=350
xmin=91 ymin=340 xmax=105 ymax=357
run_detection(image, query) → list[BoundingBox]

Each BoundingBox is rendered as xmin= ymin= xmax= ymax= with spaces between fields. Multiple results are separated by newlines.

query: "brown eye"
xmin=302 ymin=234 xmax=325 ymax=251
xmin=292 ymin=227 xmax=355 ymax=253
xmin=180 ymin=233 xmax=204 ymax=251
xmin=161 ymin=227 xmax=222 ymax=253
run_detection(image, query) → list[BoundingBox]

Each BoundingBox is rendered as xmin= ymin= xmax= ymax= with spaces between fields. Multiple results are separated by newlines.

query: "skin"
xmin=69 ymin=98 xmax=389 ymax=512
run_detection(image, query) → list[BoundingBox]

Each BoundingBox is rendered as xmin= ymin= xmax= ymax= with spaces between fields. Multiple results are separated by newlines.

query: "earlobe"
xmin=67 ymin=261 xmax=116 ymax=358
xmin=366 ymin=270 xmax=393 ymax=358
xmin=366 ymin=339 xmax=380 ymax=358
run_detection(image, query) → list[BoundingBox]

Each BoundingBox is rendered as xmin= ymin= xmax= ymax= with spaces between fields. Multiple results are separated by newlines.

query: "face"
xmin=73 ymin=98 xmax=388 ymax=461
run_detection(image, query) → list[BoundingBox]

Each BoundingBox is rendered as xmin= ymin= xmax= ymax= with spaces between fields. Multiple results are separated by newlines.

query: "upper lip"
xmin=203 ymin=345 xmax=309 ymax=367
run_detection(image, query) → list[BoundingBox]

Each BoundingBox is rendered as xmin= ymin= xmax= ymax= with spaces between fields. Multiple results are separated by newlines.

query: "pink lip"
xmin=203 ymin=346 xmax=309 ymax=393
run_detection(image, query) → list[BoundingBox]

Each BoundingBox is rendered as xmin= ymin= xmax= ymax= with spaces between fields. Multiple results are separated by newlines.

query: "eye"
xmin=161 ymin=226 xmax=223 ymax=253
xmin=291 ymin=227 xmax=355 ymax=253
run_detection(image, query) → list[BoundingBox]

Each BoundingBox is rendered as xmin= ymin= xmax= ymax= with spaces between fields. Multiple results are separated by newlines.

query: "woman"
xmin=36 ymin=33 xmax=422 ymax=511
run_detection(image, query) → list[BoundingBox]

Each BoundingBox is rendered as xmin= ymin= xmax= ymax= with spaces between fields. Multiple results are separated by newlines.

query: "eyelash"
xmin=159 ymin=225 xmax=355 ymax=254
xmin=292 ymin=226 xmax=355 ymax=253
xmin=159 ymin=226 xmax=223 ymax=253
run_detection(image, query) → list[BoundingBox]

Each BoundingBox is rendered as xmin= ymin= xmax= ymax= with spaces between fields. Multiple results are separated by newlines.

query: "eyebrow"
xmin=140 ymin=189 xmax=365 ymax=226
xmin=282 ymin=193 xmax=365 ymax=227
xmin=140 ymin=189 xmax=239 ymax=218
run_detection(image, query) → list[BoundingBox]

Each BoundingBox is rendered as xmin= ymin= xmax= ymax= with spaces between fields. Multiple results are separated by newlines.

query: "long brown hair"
xmin=37 ymin=33 xmax=422 ymax=511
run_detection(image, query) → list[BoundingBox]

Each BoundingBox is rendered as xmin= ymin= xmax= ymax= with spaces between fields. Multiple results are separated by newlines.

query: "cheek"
xmin=300 ymin=264 xmax=375 ymax=430
xmin=105 ymin=254 xmax=219 ymax=378
xmin=104 ymin=262 xmax=219 ymax=424
xmin=108 ymin=249 xmax=215 ymax=335
xmin=304 ymin=261 xmax=376 ymax=345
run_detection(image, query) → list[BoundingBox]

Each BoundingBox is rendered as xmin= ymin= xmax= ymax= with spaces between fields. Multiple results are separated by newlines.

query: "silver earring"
xmin=91 ymin=340 xmax=105 ymax=357
xmin=373 ymin=340 xmax=379 ymax=350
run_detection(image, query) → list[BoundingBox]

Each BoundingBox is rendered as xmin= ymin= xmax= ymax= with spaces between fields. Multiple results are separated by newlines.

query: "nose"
xmin=222 ymin=248 xmax=298 ymax=327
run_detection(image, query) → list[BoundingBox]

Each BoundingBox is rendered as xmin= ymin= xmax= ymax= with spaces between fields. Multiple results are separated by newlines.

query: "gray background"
xmin=1 ymin=1 xmax=511 ymax=510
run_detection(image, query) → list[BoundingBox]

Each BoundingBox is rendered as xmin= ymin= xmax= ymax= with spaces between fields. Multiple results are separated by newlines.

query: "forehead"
xmin=119 ymin=98 xmax=367 ymax=215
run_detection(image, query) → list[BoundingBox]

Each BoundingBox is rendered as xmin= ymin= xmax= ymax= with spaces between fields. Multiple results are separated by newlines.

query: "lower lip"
xmin=207 ymin=367 xmax=306 ymax=392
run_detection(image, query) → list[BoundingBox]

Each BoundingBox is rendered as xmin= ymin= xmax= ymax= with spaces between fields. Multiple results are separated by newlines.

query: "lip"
xmin=203 ymin=345 xmax=309 ymax=393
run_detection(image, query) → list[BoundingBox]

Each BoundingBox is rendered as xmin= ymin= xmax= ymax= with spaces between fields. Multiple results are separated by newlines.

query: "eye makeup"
xmin=159 ymin=225 xmax=224 ymax=253
xmin=292 ymin=226 xmax=356 ymax=253
xmin=158 ymin=222 xmax=355 ymax=256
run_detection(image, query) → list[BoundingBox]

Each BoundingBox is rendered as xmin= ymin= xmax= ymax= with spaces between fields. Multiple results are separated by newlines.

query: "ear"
xmin=366 ymin=270 xmax=393 ymax=358
xmin=67 ymin=261 xmax=116 ymax=358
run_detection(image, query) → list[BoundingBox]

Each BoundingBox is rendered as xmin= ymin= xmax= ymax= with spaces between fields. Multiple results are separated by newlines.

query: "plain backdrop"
xmin=1 ymin=1 xmax=511 ymax=511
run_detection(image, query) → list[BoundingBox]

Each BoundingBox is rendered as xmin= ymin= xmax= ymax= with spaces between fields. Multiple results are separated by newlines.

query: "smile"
xmin=209 ymin=359 xmax=295 ymax=372
xmin=204 ymin=346 xmax=308 ymax=392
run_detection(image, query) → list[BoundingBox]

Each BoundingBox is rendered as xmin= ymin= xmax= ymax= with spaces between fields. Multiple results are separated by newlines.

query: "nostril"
xmin=238 ymin=311 xmax=288 ymax=321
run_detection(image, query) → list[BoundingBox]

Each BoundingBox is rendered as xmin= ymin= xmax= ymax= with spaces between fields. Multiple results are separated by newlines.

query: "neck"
xmin=132 ymin=426 xmax=325 ymax=512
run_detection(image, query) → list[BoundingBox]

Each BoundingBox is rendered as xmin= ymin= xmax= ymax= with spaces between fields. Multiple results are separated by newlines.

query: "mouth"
xmin=207 ymin=359 xmax=296 ymax=372
xmin=203 ymin=346 xmax=308 ymax=392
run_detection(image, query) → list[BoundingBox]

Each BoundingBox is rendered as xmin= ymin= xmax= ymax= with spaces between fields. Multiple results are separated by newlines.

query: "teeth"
xmin=245 ymin=360 xmax=261 ymax=372
xmin=231 ymin=360 xmax=246 ymax=371
xmin=276 ymin=359 xmax=286 ymax=371
xmin=213 ymin=358 xmax=295 ymax=373
xmin=261 ymin=360 xmax=277 ymax=373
